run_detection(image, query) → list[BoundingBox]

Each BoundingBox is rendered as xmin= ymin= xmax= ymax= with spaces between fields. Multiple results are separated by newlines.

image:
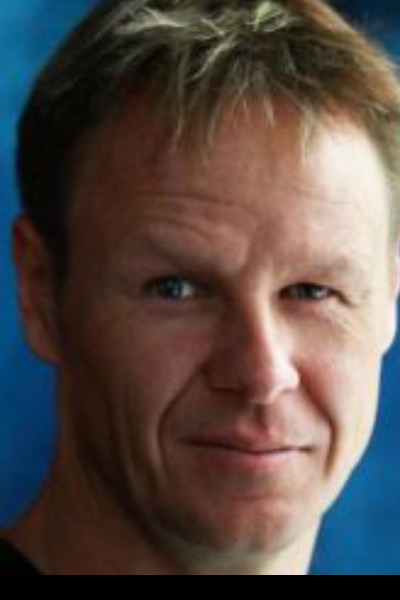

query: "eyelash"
xmin=144 ymin=276 xmax=205 ymax=302
xmin=282 ymin=283 xmax=337 ymax=302
xmin=144 ymin=275 xmax=338 ymax=305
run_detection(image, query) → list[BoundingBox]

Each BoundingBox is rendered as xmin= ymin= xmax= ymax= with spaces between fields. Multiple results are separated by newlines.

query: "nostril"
xmin=206 ymin=342 xmax=300 ymax=405
xmin=205 ymin=306 xmax=300 ymax=402
xmin=247 ymin=361 xmax=300 ymax=407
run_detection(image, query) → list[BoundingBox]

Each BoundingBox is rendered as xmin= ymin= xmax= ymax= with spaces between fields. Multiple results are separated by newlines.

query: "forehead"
xmin=71 ymin=98 xmax=390 ymax=260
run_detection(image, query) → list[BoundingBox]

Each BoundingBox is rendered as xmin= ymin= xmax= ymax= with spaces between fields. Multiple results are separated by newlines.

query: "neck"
xmin=4 ymin=425 xmax=319 ymax=575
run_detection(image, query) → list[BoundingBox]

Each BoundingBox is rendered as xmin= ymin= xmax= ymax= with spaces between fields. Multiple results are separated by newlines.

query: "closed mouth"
xmin=189 ymin=441 xmax=306 ymax=455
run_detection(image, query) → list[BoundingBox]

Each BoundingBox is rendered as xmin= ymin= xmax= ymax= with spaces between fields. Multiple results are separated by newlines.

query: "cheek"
xmin=303 ymin=335 xmax=382 ymax=484
xmin=59 ymin=296 xmax=212 ymax=456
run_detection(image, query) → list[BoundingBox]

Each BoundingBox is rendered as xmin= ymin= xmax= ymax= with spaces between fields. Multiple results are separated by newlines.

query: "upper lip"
xmin=188 ymin=430 xmax=309 ymax=454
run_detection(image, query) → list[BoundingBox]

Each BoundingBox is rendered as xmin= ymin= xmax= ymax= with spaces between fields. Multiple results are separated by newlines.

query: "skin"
xmin=9 ymin=100 xmax=400 ymax=575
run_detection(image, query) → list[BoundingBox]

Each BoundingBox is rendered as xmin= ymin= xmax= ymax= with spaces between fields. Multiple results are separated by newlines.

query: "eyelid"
xmin=144 ymin=274 xmax=211 ymax=301
xmin=142 ymin=266 xmax=357 ymax=311
xmin=147 ymin=275 xmax=336 ymax=295
xmin=282 ymin=283 xmax=338 ymax=301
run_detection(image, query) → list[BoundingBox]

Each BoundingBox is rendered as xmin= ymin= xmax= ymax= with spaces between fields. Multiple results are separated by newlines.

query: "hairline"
xmin=51 ymin=90 xmax=398 ymax=290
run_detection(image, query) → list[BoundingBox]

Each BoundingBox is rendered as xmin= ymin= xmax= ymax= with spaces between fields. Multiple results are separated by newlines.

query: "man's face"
xmin=20 ymin=102 xmax=399 ymax=561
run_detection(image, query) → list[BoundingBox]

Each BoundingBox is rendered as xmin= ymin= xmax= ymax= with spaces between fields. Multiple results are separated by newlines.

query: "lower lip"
xmin=189 ymin=444 xmax=304 ymax=473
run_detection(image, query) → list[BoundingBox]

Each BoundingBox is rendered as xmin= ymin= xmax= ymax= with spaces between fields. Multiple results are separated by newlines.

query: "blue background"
xmin=1 ymin=1 xmax=399 ymax=575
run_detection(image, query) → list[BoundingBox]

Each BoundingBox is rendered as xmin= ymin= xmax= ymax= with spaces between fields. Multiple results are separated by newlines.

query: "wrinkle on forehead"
xmin=70 ymin=96 xmax=390 ymax=285
xmin=73 ymin=95 xmax=388 ymax=204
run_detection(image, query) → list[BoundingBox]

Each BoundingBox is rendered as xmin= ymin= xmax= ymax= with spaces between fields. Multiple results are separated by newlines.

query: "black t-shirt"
xmin=0 ymin=539 xmax=41 ymax=576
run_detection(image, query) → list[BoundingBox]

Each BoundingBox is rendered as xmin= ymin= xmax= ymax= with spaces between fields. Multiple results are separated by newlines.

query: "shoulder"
xmin=0 ymin=536 xmax=41 ymax=576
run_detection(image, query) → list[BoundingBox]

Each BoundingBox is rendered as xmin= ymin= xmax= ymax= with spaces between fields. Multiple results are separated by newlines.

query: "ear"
xmin=13 ymin=216 xmax=62 ymax=365
xmin=395 ymin=254 xmax=400 ymax=297
xmin=384 ymin=251 xmax=400 ymax=353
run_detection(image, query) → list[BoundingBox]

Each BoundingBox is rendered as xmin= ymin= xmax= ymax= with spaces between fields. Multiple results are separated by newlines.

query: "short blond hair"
xmin=18 ymin=0 xmax=400 ymax=274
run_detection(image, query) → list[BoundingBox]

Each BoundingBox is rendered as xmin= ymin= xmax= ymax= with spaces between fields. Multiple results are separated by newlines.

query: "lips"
xmin=187 ymin=430 xmax=310 ymax=455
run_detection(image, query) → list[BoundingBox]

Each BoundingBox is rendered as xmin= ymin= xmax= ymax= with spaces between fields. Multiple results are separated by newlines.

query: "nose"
xmin=205 ymin=303 xmax=300 ymax=406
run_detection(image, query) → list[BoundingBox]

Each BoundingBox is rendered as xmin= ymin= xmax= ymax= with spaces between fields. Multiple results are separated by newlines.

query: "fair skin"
xmin=7 ymin=100 xmax=400 ymax=575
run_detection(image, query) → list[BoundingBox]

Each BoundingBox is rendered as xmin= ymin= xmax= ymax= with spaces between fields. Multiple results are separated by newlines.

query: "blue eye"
xmin=145 ymin=277 xmax=336 ymax=305
xmin=145 ymin=276 xmax=199 ymax=302
xmin=285 ymin=283 xmax=336 ymax=302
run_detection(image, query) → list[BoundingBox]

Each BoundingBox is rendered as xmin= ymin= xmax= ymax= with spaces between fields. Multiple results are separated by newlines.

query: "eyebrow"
xmin=124 ymin=229 xmax=371 ymax=287
xmin=293 ymin=257 xmax=370 ymax=283
xmin=129 ymin=227 xmax=234 ymax=273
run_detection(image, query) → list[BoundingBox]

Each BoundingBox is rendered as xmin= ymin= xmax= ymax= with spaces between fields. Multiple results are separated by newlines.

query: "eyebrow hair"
xmin=121 ymin=227 xmax=372 ymax=289
xmin=292 ymin=257 xmax=371 ymax=283
xmin=128 ymin=224 xmax=236 ymax=274
xmin=147 ymin=230 xmax=218 ymax=260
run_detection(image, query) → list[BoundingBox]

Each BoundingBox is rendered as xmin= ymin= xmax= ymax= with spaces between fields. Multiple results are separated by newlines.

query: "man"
xmin=2 ymin=0 xmax=400 ymax=575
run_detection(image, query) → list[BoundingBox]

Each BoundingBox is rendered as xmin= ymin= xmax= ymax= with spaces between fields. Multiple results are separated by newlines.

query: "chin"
xmin=154 ymin=497 xmax=313 ymax=564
